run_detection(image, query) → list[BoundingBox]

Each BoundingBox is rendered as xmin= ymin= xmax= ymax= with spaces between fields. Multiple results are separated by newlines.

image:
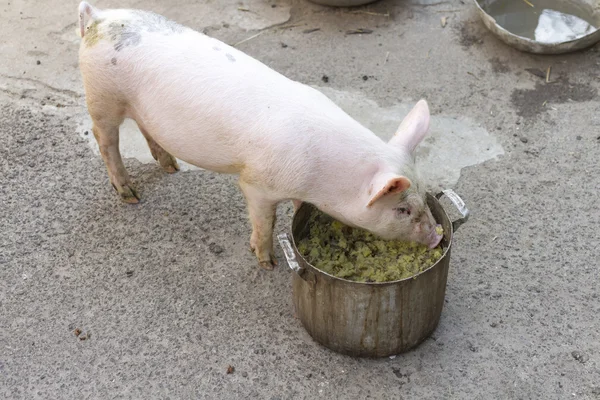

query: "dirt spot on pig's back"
xmin=511 ymin=78 xmax=597 ymax=120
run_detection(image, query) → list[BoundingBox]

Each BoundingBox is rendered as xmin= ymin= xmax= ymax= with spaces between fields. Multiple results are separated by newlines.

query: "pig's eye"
xmin=395 ymin=207 xmax=411 ymax=216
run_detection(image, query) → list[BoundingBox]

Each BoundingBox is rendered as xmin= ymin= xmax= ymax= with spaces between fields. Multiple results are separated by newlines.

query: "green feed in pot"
xmin=296 ymin=209 xmax=444 ymax=283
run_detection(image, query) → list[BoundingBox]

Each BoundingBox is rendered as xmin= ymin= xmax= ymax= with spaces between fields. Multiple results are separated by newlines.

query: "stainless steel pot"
xmin=278 ymin=190 xmax=469 ymax=357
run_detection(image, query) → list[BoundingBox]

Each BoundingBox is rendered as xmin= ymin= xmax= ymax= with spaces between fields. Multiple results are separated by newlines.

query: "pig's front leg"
xmin=239 ymin=180 xmax=278 ymax=270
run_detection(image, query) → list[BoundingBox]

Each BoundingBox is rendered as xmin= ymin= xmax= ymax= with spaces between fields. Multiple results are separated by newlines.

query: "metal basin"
xmin=474 ymin=0 xmax=600 ymax=54
xmin=278 ymin=190 xmax=469 ymax=358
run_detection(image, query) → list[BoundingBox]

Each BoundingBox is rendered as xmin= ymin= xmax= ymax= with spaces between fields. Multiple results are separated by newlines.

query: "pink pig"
xmin=77 ymin=2 xmax=443 ymax=270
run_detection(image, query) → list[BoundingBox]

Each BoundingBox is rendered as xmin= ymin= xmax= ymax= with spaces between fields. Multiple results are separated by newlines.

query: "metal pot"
xmin=278 ymin=190 xmax=469 ymax=357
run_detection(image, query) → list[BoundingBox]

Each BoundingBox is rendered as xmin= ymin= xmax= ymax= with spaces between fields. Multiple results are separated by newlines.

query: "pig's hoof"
xmin=164 ymin=165 xmax=179 ymax=174
xmin=118 ymin=185 xmax=140 ymax=204
xmin=259 ymin=260 xmax=276 ymax=270
xmin=160 ymin=155 xmax=180 ymax=174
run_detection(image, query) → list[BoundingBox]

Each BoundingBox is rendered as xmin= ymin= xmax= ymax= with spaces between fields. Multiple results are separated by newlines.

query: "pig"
xmin=77 ymin=2 xmax=443 ymax=270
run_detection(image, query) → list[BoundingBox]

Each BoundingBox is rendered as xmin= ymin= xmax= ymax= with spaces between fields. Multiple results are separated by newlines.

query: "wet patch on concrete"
xmin=489 ymin=57 xmax=510 ymax=74
xmin=132 ymin=10 xmax=185 ymax=34
xmin=511 ymin=78 xmax=597 ymax=119
xmin=455 ymin=22 xmax=485 ymax=48
xmin=172 ymin=0 xmax=291 ymax=32
xmin=48 ymin=21 xmax=80 ymax=44
xmin=315 ymin=87 xmax=504 ymax=191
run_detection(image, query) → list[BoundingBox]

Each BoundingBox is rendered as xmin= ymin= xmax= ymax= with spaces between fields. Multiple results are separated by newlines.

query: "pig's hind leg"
xmin=239 ymin=180 xmax=278 ymax=270
xmin=89 ymin=107 xmax=140 ymax=203
xmin=137 ymin=124 xmax=180 ymax=174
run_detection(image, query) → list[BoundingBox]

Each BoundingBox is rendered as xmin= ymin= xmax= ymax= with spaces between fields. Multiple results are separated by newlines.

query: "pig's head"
xmin=360 ymin=100 xmax=443 ymax=248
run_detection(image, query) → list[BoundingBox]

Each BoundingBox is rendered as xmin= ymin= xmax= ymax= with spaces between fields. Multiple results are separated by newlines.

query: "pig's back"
xmin=80 ymin=9 xmax=379 ymax=176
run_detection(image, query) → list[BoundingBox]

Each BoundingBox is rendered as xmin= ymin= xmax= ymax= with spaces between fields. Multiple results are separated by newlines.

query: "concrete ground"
xmin=1 ymin=0 xmax=599 ymax=398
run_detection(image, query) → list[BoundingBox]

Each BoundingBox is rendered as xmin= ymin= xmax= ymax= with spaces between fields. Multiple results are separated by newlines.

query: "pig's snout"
xmin=413 ymin=207 xmax=442 ymax=248
xmin=427 ymin=224 xmax=443 ymax=249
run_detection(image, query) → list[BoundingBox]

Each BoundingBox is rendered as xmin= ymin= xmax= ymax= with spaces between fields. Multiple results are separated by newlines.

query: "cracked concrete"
xmin=1 ymin=0 xmax=600 ymax=399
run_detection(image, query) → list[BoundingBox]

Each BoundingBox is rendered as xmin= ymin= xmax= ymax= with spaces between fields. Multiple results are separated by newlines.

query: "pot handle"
xmin=277 ymin=233 xmax=302 ymax=274
xmin=435 ymin=189 xmax=470 ymax=232
xmin=277 ymin=233 xmax=317 ymax=284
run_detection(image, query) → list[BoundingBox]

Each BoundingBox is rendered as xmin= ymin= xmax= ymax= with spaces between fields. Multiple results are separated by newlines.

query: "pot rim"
xmin=288 ymin=191 xmax=463 ymax=286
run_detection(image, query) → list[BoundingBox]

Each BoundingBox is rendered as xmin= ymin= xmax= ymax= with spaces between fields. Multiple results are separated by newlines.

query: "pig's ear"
xmin=388 ymin=99 xmax=430 ymax=154
xmin=366 ymin=174 xmax=412 ymax=207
